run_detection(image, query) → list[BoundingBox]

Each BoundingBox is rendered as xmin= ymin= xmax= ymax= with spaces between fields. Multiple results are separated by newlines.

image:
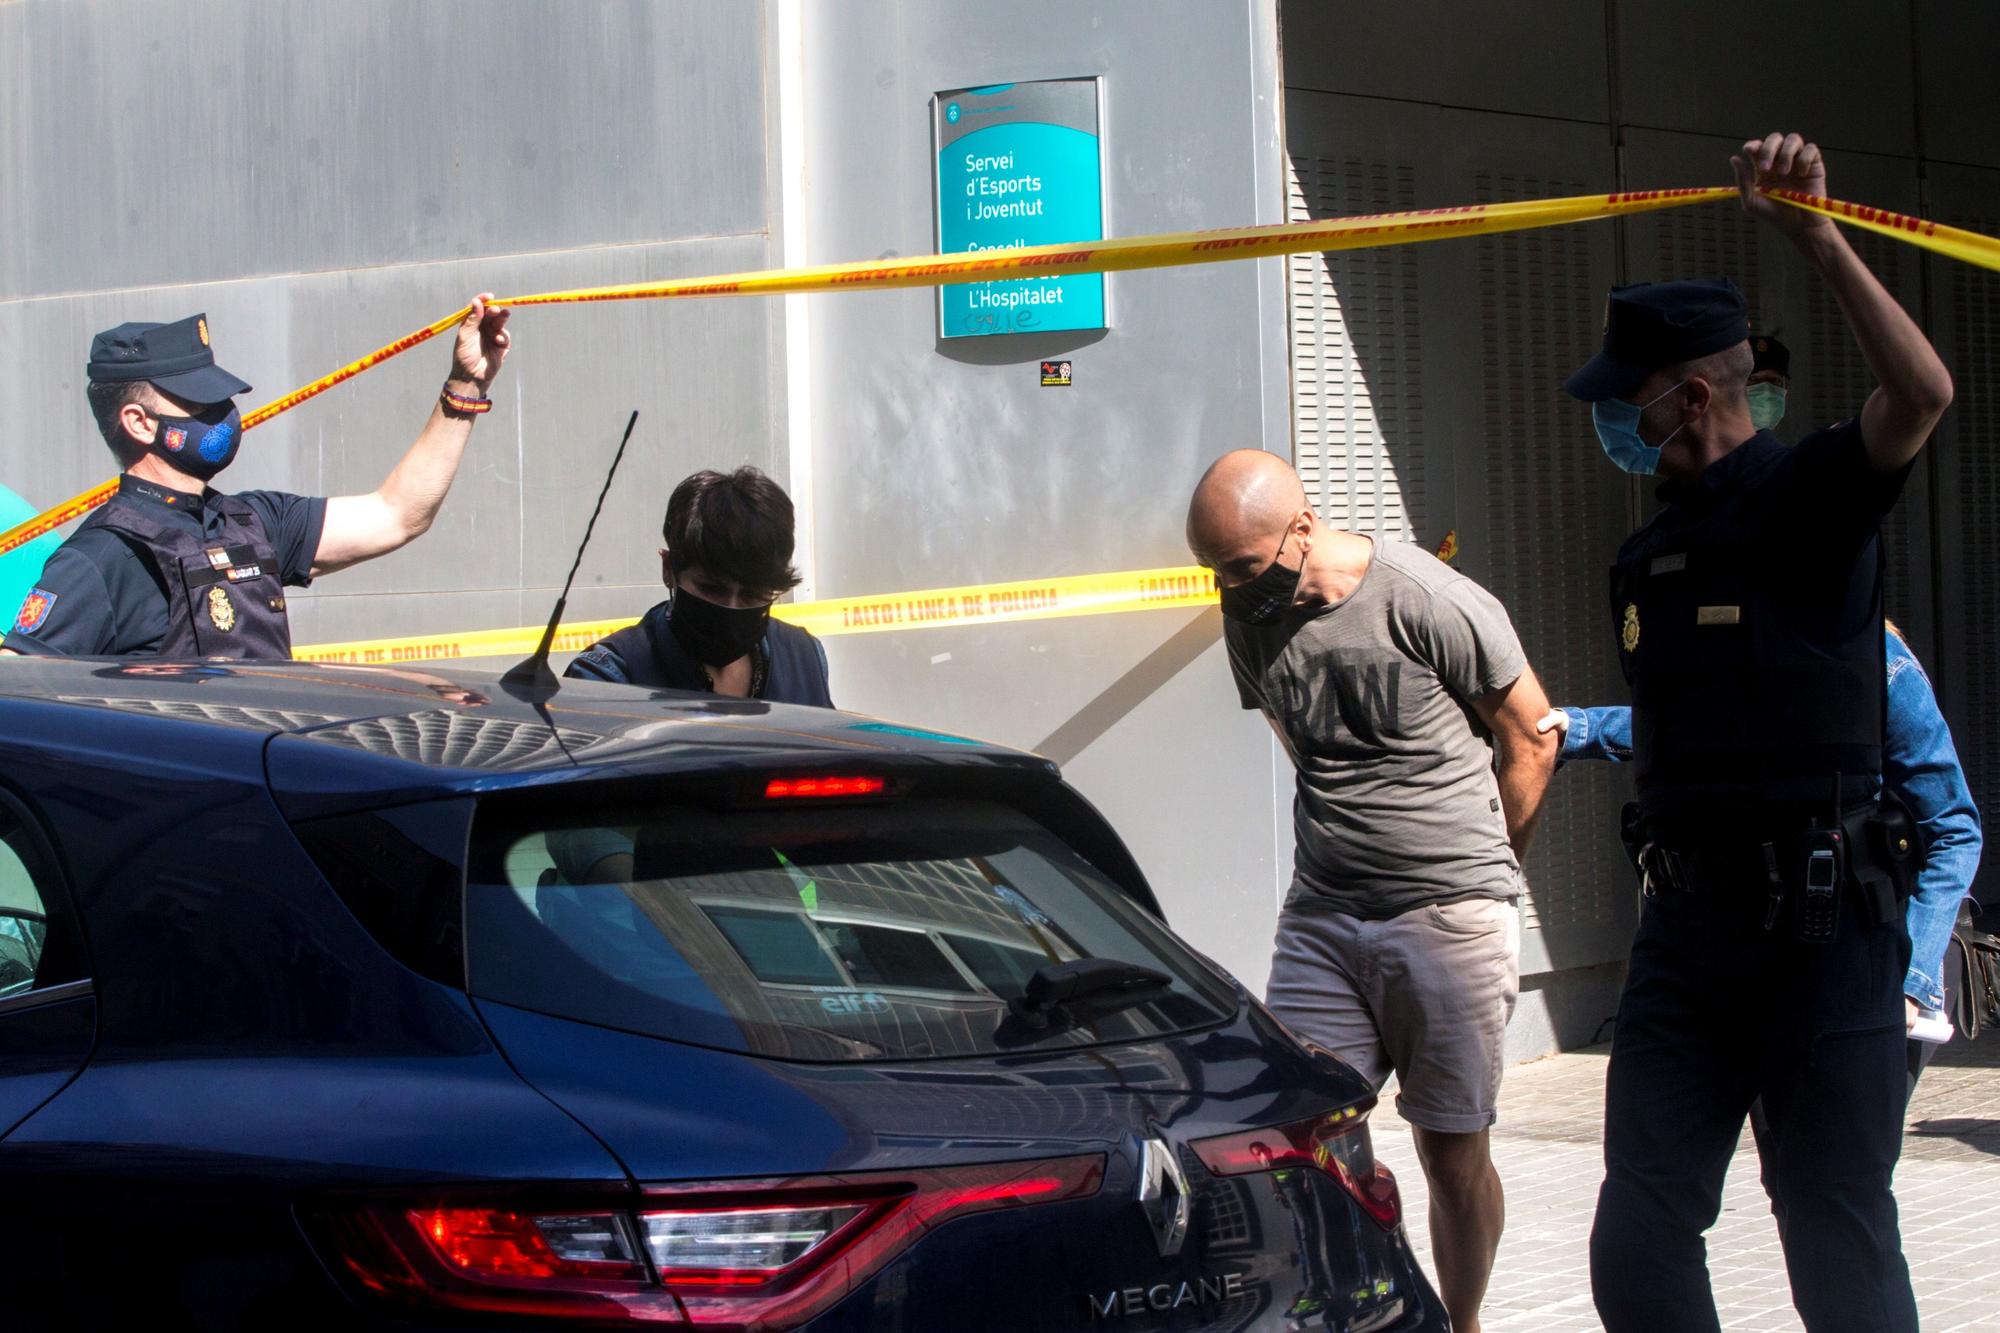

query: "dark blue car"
xmin=0 ymin=658 xmax=1444 ymax=1331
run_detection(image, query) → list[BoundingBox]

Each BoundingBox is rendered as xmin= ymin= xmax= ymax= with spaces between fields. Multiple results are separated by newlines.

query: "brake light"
xmin=412 ymin=1207 xmax=646 ymax=1282
xmin=1189 ymin=1102 xmax=1403 ymax=1230
xmin=764 ymin=775 xmax=886 ymax=799
xmin=316 ymin=1154 xmax=1103 ymax=1327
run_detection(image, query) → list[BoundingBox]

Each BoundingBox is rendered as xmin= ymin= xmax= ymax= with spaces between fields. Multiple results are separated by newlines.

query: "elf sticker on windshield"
xmin=773 ymin=848 xmax=818 ymax=914
xmin=13 ymin=588 xmax=56 ymax=635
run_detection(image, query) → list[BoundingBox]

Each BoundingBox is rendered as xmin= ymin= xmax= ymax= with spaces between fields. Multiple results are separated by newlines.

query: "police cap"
xmin=1564 ymin=278 xmax=1751 ymax=402
xmin=1751 ymin=332 xmax=1790 ymax=378
xmin=86 ymin=314 xmax=252 ymax=405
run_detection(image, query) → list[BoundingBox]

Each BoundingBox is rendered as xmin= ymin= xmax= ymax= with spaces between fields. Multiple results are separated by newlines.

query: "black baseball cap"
xmin=1563 ymin=278 xmax=1751 ymax=402
xmin=1751 ymin=332 xmax=1791 ymax=378
xmin=86 ymin=314 xmax=252 ymax=405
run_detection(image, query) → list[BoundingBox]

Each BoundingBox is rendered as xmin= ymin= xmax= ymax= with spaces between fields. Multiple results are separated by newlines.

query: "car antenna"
xmin=501 ymin=409 xmax=640 ymax=694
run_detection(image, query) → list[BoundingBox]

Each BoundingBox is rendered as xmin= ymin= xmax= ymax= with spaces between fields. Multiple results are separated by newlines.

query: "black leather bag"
xmin=1945 ymin=903 xmax=2000 ymax=1042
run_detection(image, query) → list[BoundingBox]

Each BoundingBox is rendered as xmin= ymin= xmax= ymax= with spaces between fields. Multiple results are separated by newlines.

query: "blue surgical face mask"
xmin=1747 ymin=382 xmax=1787 ymax=432
xmin=1590 ymin=380 xmax=1688 ymax=476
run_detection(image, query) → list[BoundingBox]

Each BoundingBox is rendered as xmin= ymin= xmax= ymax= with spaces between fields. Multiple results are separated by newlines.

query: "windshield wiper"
xmin=993 ymin=958 xmax=1173 ymax=1047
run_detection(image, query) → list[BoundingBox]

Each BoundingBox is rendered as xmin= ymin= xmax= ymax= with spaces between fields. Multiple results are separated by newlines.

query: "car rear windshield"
xmin=465 ymin=796 xmax=1234 ymax=1062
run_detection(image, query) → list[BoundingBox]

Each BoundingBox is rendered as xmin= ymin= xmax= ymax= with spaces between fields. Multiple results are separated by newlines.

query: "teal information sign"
xmin=934 ymin=79 xmax=1103 ymax=339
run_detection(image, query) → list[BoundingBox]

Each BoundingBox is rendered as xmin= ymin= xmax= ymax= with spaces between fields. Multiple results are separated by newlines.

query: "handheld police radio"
xmin=1798 ymin=773 xmax=1846 ymax=945
xmin=1800 ymin=827 xmax=1842 ymax=944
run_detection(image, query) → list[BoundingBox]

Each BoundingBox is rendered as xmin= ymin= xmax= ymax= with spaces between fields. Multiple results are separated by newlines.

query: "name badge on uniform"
xmin=205 ymin=547 xmax=232 ymax=570
xmin=224 ymin=564 xmax=264 ymax=582
xmin=1697 ymin=605 xmax=1741 ymax=626
xmin=1650 ymin=553 xmax=1687 ymax=575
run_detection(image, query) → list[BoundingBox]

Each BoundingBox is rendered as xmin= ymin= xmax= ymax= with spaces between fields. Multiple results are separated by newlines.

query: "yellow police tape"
xmin=1765 ymin=188 xmax=2000 ymax=271
xmin=292 ymin=565 xmax=1221 ymax=664
xmin=1 ymin=186 xmax=1740 ymax=559
xmin=6 ymin=184 xmax=1994 ymax=563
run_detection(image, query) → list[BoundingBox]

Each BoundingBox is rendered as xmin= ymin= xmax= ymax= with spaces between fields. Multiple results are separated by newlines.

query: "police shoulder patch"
xmin=13 ymin=587 xmax=57 ymax=635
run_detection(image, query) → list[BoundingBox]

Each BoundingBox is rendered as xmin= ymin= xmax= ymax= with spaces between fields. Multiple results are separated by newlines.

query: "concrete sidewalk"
xmin=1374 ymin=1033 xmax=2000 ymax=1331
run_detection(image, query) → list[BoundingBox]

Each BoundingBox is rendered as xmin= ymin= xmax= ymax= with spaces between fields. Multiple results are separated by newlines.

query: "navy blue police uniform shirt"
xmin=1614 ymin=416 xmax=1912 ymax=819
xmin=1621 ymin=418 xmax=1906 ymax=567
xmin=5 ymin=478 xmax=325 ymax=655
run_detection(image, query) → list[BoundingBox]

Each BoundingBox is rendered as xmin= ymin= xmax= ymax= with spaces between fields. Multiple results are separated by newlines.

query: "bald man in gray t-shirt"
xmin=1188 ymin=449 xmax=1558 ymax=1333
xmin=1226 ymin=536 xmax=1529 ymax=917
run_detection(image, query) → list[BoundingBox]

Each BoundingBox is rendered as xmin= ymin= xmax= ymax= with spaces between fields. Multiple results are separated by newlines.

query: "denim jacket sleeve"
xmin=1557 ymin=705 xmax=1634 ymax=765
xmin=1884 ymin=633 xmax=1983 ymax=1009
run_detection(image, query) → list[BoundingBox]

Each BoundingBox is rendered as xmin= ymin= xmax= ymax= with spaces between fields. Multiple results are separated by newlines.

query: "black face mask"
xmin=669 ymin=583 xmax=772 ymax=667
xmin=147 ymin=402 xmax=242 ymax=482
xmin=1218 ymin=530 xmax=1302 ymax=626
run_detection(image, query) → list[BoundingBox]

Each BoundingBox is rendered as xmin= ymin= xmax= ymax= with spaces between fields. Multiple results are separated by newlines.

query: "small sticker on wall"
xmin=1040 ymin=359 xmax=1073 ymax=387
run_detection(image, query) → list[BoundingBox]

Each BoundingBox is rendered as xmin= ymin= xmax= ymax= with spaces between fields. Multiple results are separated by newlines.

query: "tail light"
xmin=314 ymin=1154 xmax=1103 ymax=1326
xmin=763 ymin=775 xmax=886 ymax=799
xmin=1189 ymin=1102 xmax=1402 ymax=1230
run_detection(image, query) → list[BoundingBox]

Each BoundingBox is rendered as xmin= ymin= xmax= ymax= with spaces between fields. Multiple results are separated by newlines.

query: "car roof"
xmin=0 ymin=657 xmax=1051 ymax=815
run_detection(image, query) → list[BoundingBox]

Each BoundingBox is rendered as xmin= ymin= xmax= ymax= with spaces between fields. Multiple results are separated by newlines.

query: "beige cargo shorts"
xmin=1265 ymin=895 xmax=1522 ymax=1134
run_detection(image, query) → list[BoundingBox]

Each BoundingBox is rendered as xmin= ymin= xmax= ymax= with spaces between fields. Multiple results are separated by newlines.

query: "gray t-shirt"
xmin=1226 ymin=539 xmax=1526 ymax=919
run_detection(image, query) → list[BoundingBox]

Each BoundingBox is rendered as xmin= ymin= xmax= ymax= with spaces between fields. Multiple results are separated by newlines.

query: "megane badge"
xmin=1136 ymin=1136 xmax=1191 ymax=1258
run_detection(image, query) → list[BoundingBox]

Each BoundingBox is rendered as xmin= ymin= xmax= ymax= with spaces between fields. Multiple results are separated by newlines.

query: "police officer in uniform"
xmin=1570 ymin=134 xmax=1953 ymax=1333
xmin=2 ymin=297 xmax=510 ymax=659
xmin=1748 ymin=332 xmax=1791 ymax=433
xmin=566 ymin=466 xmax=831 ymax=705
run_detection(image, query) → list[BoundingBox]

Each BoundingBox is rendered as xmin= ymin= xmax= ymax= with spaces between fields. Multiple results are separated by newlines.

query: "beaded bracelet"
xmin=440 ymin=386 xmax=493 ymax=415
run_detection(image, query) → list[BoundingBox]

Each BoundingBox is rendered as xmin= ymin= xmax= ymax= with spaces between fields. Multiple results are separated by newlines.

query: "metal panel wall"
xmin=1613 ymin=1 xmax=1918 ymax=159
xmin=1286 ymin=153 xmax=1430 ymax=541
xmin=0 ymin=1 xmax=768 ymax=300
xmin=0 ymin=0 xmax=785 ymax=647
xmin=1916 ymin=2 xmax=2000 ymax=170
xmin=1925 ymin=162 xmax=2000 ymax=897
xmin=1280 ymin=0 xmax=1611 ymax=124
xmin=796 ymin=1 xmax=1294 ymax=991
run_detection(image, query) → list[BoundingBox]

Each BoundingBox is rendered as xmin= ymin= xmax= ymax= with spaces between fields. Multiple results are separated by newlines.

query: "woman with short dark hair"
xmin=564 ymin=466 xmax=831 ymax=705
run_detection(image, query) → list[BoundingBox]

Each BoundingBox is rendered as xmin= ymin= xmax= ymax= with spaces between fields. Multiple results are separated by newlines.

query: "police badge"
xmin=207 ymin=584 xmax=237 ymax=632
xmin=1621 ymin=602 xmax=1641 ymax=653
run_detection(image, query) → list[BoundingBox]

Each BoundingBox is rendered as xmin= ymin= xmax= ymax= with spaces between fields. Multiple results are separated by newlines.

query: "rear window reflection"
xmin=466 ymin=799 xmax=1231 ymax=1062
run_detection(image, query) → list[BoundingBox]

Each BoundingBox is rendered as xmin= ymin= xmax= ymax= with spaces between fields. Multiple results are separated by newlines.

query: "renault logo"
xmin=1135 ymin=1137 xmax=1191 ymax=1258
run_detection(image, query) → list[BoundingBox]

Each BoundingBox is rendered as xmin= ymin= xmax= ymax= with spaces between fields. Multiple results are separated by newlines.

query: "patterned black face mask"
xmin=1217 ymin=530 xmax=1301 ymax=626
xmin=148 ymin=402 xmax=243 ymax=482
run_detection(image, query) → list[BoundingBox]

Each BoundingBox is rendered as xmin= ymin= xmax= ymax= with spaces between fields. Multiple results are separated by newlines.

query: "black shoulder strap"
xmin=75 ymin=501 xmax=173 ymax=599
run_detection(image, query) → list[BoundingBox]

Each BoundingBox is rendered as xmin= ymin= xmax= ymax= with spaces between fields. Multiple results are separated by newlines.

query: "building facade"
xmin=3 ymin=0 xmax=1991 ymax=1057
